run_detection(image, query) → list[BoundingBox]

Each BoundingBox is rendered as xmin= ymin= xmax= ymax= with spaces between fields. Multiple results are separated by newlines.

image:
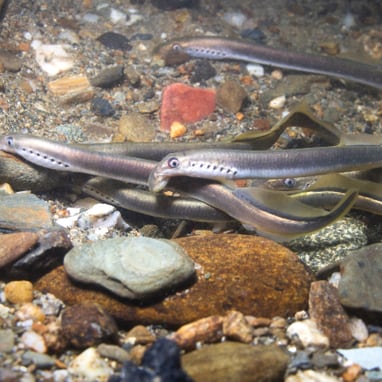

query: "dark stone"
xmin=90 ymin=66 xmax=125 ymax=88
xmin=91 ymin=97 xmax=115 ymax=117
xmin=190 ymin=60 xmax=216 ymax=83
xmin=61 ymin=302 xmax=118 ymax=348
xmin=109 ymin=338 xmax=193 ymax=382
xmin=151 ymin=0 xmax=198 ymax=10
xmin=97 ymin=32 xmax=131 ymax=51
xmin=240 ymin=28 xmax=266 ymax=43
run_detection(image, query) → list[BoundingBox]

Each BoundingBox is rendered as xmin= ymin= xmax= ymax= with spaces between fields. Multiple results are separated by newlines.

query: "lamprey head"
xmin=0 ymin=135 xmax=17 ymax=153
xmin=148 ymin=151 xmax=239 ymax=192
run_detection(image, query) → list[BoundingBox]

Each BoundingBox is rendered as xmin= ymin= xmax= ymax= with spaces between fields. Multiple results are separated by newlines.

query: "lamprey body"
xmin=83 ymin=177 xmax=232 ymax=223
xmin=0 ymin=135 xmax=154 ymax=186
xmin=0 ymin=134 xmax=357 ymax=240
xmin=155 ymin=36 xmax=382 ymax=90
xmin=148 ymin=146 xmax=382 ymax=192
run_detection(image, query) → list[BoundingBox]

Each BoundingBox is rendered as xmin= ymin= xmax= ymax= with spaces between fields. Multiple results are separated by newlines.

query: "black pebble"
xmin=151 ymin=0 xmax=198 ymax=10
xmin=91 ymin=97 xmax=115 ymax=117
xmin=190 ymin=60 xmax=216 ymax=83
xmin=97 ymin=32 xmax=132 ymax=51
xmin=108 ymin=338 xmax=194 ymax=382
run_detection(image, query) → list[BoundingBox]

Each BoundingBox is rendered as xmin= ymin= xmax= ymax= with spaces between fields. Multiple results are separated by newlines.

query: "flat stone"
xmin=35 ymin=234 xmax=313 ymax=326
xmin=0 ymin=232 xmax=39 ymax=268
xmin=338 ymin=243 xmax=382 ymax=314
xmin=0 ymin=192 xmax=53 ymax=231
xmin=309 ymin=281 xmax=353 ymax=348
xmin=118 ymin=112 xmax=155 ymax=142
xmin=63 ymin=236 xmax=195 ymax=299
xmin=0 ymin=329 xmax=15 ymax=353
xmin=181 ymin=342 xmax=289 ymax=382
xmin=90 ymin=65 xmax=124 ymax=88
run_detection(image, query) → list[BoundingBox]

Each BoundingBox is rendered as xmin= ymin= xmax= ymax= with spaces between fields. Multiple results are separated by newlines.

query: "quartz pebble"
xmin=287 ymin=319 xmax=330 ymax=348
xmin=64 ymin=236 xmax=195 ymax=299
xmin=21 ymin=330 xmax=47 ymax=353
xmin=69 ymin=347 xmax=113 ymax=381
xmin=285 ymin=370 xmax=341 ymax=382
xmin=269 ymin=95 xmax=286 ymax=109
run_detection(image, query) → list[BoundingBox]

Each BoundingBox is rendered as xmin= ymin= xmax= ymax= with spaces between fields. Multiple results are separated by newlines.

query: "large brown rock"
xmin=34 ymin=234 xmax=314 ymax=326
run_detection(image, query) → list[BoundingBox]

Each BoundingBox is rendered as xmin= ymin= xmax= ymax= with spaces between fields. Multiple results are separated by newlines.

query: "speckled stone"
xmin=216 ymin=80 xmax=248 ymax=113
xmin=36 ymin=234 xmax=314 ymax=326
xmin=181 ymin=342 xmax=289 ymax=382
xmin=4 ymin=280 xmax=33 ymax=304
xmin=287 ymin=217 xmax=368 ymax=272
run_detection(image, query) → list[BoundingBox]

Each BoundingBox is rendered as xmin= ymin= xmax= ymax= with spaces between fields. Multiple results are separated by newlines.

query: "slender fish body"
xmin=155 ymin=36 xmax=382 ymax=90
xmin=148 ymin=146 xmax=382 ymax=192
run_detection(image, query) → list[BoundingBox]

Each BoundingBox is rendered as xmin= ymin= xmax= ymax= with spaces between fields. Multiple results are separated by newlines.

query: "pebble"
xmin=110 ymin=337 xmax=192 ymax=382
xmin=246 ymin=63 xmax=265 ymax=77
xmin=90 ymin=65 xmax=125 ymax=88
xmin=285 ymin=370 xmax=341 ymax=382
xmin=61 ymin=302 xmax=118 ymax=348
xmin=269 ymin=95 xmax=286 ymax=109
xmin=160 ymin=83 xmax=216 ymax=131
xmin=170 ymin=121 xmax=187 ymax=138
xmin=124 ymin=325 xmax=155 ymax=345
xmin=0 ymin=328 xmax=15 ymax=352
xmin=287 ymin=319 xmax=330 ymax=348
xmin=69 ymin=347 xmax=113 ymax=381
xmin=0 ymin=232 xmax=39 ymax=269
xmin=309 ymin=281 xmax=353 ymax=348
xmin=4 ymin=280 xmax=33 ymax=304
xmin=338 ymin=243 xmax=382 ymax=316
xmin=91 ymin=97 xmax=115 ymax=117
xmin=63 ymin=236 xmax=195 ymax=299
xmin=118 ymin=112 xmax=155 ymax=142
xmin=190 ymin=60 xmax=216 ymax=83
xmin=21 ymin=330 xmax=47 ymax=353
xmin=37 ymin=234 xmax=313 ymax=326
xmin=216 ymin=80 xmax=248 ymax=113
xmin=0 ymin=50 xmax=23 ymax=72
xmin=347 ymin=317 xmax=368 ymax=342
xmin=97 ymin=343 xmax=131 ymax=363
xmin=182 ymin=341 xmax=289 ymax=382
xmin=222 ymin=310 xmax=253 ymax=343
xmin=47 ymin=75 xmax=92 ymax=97
xmin=31 ymin=40 xmax=74 ymax=76
xmin=97 ymin=31 xmax=131 ymax=51
xmin=22 ymin=350 xmax=56 ymax=368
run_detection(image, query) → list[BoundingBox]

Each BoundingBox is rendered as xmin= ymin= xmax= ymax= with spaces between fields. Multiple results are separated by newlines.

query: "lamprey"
xmin=148 ymin=145 xmax=382 ymax=192
xmin=0 ymin=135 xmax=155 ymax=186
xmin=0 ymin=134 xmax=357 ymax=240
xmin=155 ymin=36 xmax=382 ymax=90
xmin=267 ymin=173 xmax=382 ymax=216
xmin=83 ymin=177 xmax=232 ymax=223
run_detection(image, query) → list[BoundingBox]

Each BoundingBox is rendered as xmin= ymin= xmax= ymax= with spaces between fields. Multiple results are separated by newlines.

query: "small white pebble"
xmin=348 ymin=317 xmax=368 ymax=342
xmin=286 ymin=319 xmax=330 ymax=348
xmin=328 ymin=271 xmax=341 ymax=288
xmin=222 ymin=11 xmax=247 ymax=29
xmin=82 ymin=13 xmax=100 ymax=23
xmin=110 ymin=8 xmax=127 ymax=24
xmin=271 ymin=70 xmax=283 ymax=80
xmin=246 ymin=63 xmax=265 ymax=77
xmin=21 ymin=330 xmax=47 ymax=353
xmin=69 ymin=348 xmax=113 ymax=381
xmin=269 ymin=95 xmax=286 ymax=109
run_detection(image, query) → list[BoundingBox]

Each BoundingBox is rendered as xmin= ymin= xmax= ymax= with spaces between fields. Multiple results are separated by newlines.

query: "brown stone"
xmin=222 ymin=311 xmax=253 ymax=343
xmin=0 ymin=232 xmax=39 ymax=268
xmin=61 ymin=302 xmax=118 ymax=349
xmin=217 ymin=80 xmax=247 ymax=113
xmin=309 ymin=280 xmax=353 ymax=348
xmin=34 ymin=234 xmax=314 ymax=327
xmin=181 ymin=341 xmax=289 ymax=382
xmin=125 ymin=325 xmax=155 ymax=345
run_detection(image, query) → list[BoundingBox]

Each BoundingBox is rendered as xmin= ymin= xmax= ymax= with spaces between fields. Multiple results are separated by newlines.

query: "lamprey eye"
xmin=5 ymin=136 xmax=14 ymax=147
xmin=283 ymin=178 xmax=297 ymax=188
xmin=167 ymin=157 xmax=180 ymax=168
xmin=172 ymin=43 xmax=182 ymax=52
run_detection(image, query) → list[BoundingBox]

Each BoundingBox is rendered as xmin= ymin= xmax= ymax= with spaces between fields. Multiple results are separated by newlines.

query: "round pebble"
xmin=4 ymin=281 xmax=34 ymax=304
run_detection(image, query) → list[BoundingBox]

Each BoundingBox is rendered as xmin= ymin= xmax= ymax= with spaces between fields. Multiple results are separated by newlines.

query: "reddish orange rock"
xmin=160 ymin=83 xmax=216 ymax=131
xmin=34 ymin=234 xmax=314 ymax=327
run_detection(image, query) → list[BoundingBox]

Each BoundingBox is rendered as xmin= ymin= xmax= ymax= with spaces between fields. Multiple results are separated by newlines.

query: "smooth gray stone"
xmin=0 ymin=329 xmax=15 ymax=353
xmin=22 ymin=350 xmax=56 ymax=368
xmin=64 ymin=236 xmax=195 ymax=299
xmin=337 ymin=347 xmax=382 ymax=370
xmin=338 ymin=243 xmax=382 ymax=312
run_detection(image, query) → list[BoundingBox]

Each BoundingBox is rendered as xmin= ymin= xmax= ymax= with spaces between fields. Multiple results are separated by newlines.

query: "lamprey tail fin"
xmin=233 ymin=187 xmax=358 ymax=241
